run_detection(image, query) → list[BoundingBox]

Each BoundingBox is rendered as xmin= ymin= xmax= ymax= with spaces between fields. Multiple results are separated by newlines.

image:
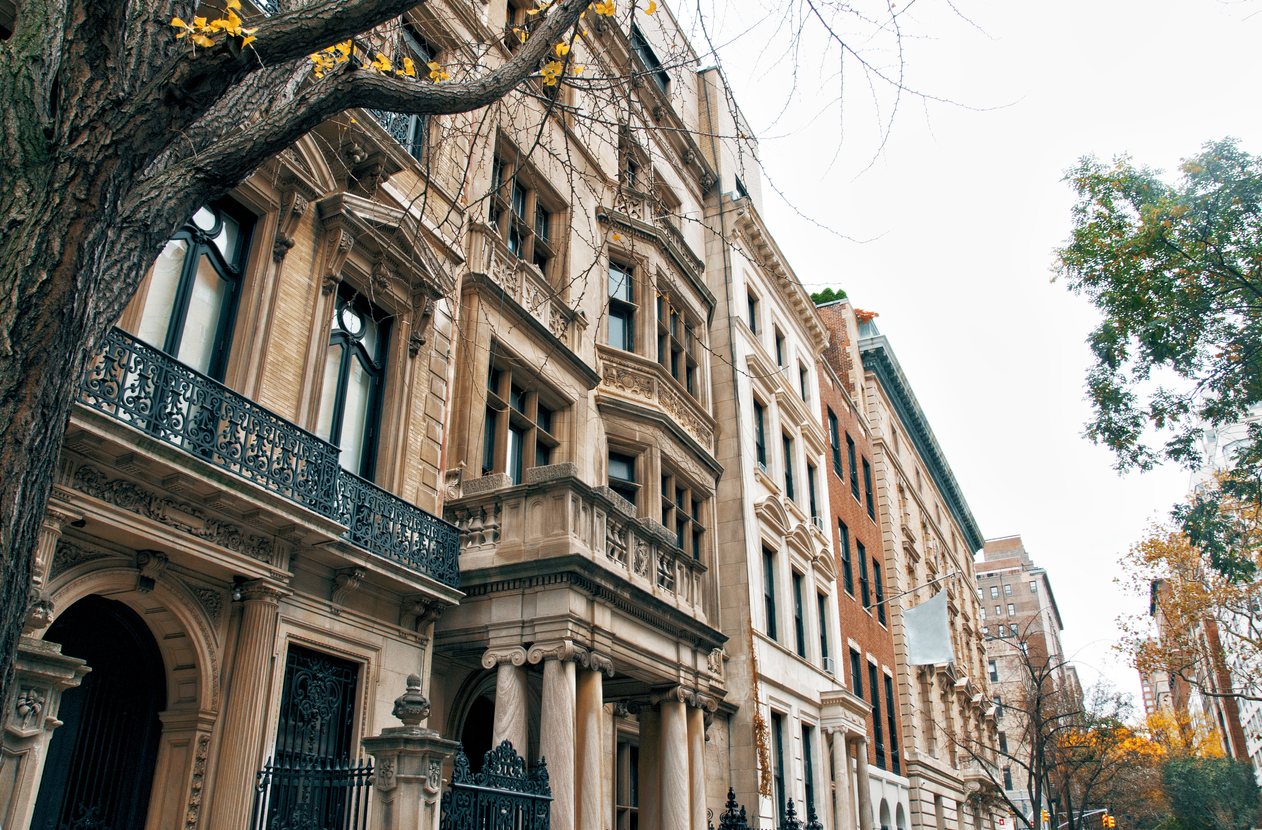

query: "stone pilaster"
xmin=0 ymin=637 xmax=89 ymax=830
xmin=481 ymin=647 xmax=529 ymax=756
xmin=206 ymin=581 xmax=286 ymax=830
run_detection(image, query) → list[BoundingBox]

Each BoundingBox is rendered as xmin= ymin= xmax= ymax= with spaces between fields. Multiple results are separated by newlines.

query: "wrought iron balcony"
xmin=78 ymin=327 xmax=459 ymax=588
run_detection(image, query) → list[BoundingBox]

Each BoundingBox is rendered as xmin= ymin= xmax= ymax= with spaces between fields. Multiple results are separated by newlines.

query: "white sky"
xmin=685 ymin=0 xmax=1262 ymax=707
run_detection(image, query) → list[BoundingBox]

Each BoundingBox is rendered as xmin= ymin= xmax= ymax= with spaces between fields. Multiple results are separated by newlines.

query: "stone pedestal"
xmin=362 ymin=675 xmax=459 ymax=830
xmin=0 ymin=636 xmax=90 ymax=830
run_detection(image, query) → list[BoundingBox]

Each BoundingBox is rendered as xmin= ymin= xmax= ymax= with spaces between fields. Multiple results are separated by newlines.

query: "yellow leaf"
xmin=193 ymin=33 xmax=214 ymax=47
xmin=402 ymin=56 xmax=417 ymax=77
xmin=372 ymin=53 xmax=392 ymax=72
xmin=240 ymin=34 xmax=256 ymax=47
xmin=226 ymin=0 xmax=241 ymax=9
xmin=555 ymin=42 xmax=569 ymax=56
xmin=612 ymin=233 xmax=622 ymax=240
xmin=574 ymin=64 xmax=585 ymax=72
xmin=171 ymin=16 xmax=190 ymax=30
xmin=527 ymin=7 xmax=540 ymax=12
xmin=645 ymin=0 xmax=656 ymax=12
xmin=194 ymin=16 xmax=208 ymax=27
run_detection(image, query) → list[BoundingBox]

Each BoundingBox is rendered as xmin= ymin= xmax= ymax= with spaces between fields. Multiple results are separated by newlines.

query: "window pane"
xmin=176 ymin=254 xmax=230 ymax=374
xmin=212 ymin=212 xmax=240 ymax=260
xmin=316 ymin=343 xmax=344 ymax=442
xmin=338 ymin=357 xmax=374 ymax=475
xmin=508 ymin=425 xmax=524 ymax=484
xmin=609 ymin=453 xmax=635 ymax=483
xmin=137 ymin=239 xmax=189 ymax=350
xmin=610 ymin=263 xmax=633 ymax=302
xmin=191 ymin=207 xmax=216 ymax=231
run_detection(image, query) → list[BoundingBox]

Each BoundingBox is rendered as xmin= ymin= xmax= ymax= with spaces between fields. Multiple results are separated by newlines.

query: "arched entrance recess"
xmin=30 ymin=595 xmax=167 ymax=830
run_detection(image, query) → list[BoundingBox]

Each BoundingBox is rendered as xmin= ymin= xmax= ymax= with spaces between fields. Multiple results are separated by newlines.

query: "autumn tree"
xmin=1117 ymin=479 xmax=1262 ymax=705
xmin=1056 ymin=138 xmax=1262 ymax=574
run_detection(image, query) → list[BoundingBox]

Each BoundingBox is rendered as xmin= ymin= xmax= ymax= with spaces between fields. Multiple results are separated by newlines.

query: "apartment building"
xmin=975 ymin=536 xmax=1080 ymax=820
xmin=815 ymin=307 xmax=999 ymax=830
xmin=817 ymin=306 xmax=912 ymax=830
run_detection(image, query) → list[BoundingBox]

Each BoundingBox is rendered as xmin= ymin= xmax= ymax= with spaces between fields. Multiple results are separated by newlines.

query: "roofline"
xmin=859 ymin=334 xmax=984 ymax=552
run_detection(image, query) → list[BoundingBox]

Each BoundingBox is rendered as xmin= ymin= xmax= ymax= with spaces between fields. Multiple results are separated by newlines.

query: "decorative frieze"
xmin=49 ymin=541 xmax=112 ymax=579
xmin=599 ymin=350 xmax=715 ymax=451
xmin=71 ymin=465 xmax=276 ymax=564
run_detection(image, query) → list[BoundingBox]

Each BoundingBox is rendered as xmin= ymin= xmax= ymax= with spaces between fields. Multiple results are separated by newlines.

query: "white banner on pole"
xmin=903 ymin=589 xmax=955 ymax=666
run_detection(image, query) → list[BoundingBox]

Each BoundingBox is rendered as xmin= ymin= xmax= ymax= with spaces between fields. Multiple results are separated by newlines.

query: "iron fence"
xmin=250 ymin=757 xmax=373 ymax=830
xmin=440 ymin=741 xmax=551 ymax=830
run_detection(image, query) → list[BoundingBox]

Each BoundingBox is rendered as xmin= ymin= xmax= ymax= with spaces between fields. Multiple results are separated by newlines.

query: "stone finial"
xmin=392 ymin=674 xmax=431 ymax=726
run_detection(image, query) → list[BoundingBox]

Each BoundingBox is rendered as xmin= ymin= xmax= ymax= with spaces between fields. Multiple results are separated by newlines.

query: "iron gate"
xmin=249 ymin=757 xmax=373 ymax=830
xmin=440 ymin=741 xmax=552 ymax=830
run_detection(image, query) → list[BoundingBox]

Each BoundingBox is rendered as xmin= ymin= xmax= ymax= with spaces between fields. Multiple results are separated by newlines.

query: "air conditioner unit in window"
xmin=823 ymin=656 xmax=836 ymax=675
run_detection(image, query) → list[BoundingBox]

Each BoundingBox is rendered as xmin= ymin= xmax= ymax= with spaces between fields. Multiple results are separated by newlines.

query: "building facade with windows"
xmin=817 ymin=306 xmax=912 ymax=830
xmin=697 ymin=87 xmax=851 ymax=830
xmin=975 ymin=536 xmax=1080 ymax=822
xmin=817 ymin=306 xmax=999 ymax=830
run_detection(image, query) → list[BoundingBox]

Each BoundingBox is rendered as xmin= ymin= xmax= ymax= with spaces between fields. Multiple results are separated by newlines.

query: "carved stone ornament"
xmin=13 ymin=687 xmax=46 ymax=733
xmin=184 ymin=734 xmax=211 ymax=830
xmin=23 ymin=593 xmax=54 ymax=635
xmin=192 ymin=588 xmax=225 ymax=627
xmin=331 ymin=567 xmax=365 ymax=610
xmin=136 ymin=549 xmax=169 ymax=592
xmin=392 ymin=673 xmax=431 ymax=726
xmin=377 ymin=757 xmax=396 ymax=791
xmin=401 ymin=595 xmax=443 ymax=631
xmin=444 ymin=463 xmax=465 ymax=501
xmin=321 ymin=229 xmax=356 ymax=295
xmin=409 ymin=296 xmax=435 ymax=357
xmin=71 ymin=465 xmax=275 ymax=563
xmin=50 ymin=541 xmax=112 ymax=579
xmin=273 ymin=191 xmax=310 ymax=262
xmin=481 ymin=646 xmax=528 ymax=670
xmin=586 ymin=651 xmax=615 ymax=678
xmin=426 ymin=759 xmax=443 ymax=794
xmin=707 ymin=647 xmax=727 ymax=680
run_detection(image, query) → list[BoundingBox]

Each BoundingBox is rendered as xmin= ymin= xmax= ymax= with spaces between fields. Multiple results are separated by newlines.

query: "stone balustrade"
xmin=447 ymin=466 xmax=709 ymax=622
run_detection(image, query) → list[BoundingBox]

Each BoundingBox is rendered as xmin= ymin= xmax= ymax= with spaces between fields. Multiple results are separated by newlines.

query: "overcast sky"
xmin=682 ymin=0 xmax=1262 ymax=706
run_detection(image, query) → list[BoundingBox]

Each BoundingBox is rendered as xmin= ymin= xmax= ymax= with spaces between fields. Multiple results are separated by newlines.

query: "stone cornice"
xmin=859 ymin=340 xmax=984 ymax=553
xmin=596 ymin=206 xmax=709 ymax=298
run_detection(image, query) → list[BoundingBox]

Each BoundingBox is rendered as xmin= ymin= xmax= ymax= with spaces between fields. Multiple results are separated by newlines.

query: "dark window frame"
xmin=763 ymin=548 xmax=778 ymax=641
xmin=792 ymin=571 xmax=806 ymax=658
xmin=847 ymin=434 xmax=860 ymax=501
xmin=321 ymin=286 xmax=391 ymax=481
xmin=857 ymin=541 xmax=870 ymax=609
xmin=839 ymin=520 xmax=853 ymax=595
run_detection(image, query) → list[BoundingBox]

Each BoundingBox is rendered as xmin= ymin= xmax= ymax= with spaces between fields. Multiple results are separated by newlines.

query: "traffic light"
xmin=1041 ymin=810 xmax=1049 ymax=824
xmin=1101 ymin=815 xmax=1115 ymax=829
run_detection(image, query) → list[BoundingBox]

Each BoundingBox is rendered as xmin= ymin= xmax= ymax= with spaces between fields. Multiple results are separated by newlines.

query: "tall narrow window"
xmin=863 ymin=458 xmax=875 ymax=519
xmin=807 ymin=463 xmax=818 ymax=519
xmin=802 ymin=725 xmax=817 ymax=819
xmin=885 ymin=675 xmax=900 ymax=775
xmin=754 ymin=401 xmax=767 ymax=469
xmin=873 ymin=559 xmax=885 ymax=625
xmin=774 ymin=329 xmax=785 ymax=366
xmin=609 ymin=261 xmax=636 ymax=351
xmin=615 ymin=738 xmax=639 ymax=830
xmin=799 ymin=363 xmax=809 ymax=402
xmin=792 ymin=572 xmax=806 ymax=658
xmin=657 ymin=294 xmax=699 ymax=400
xmin=763 ymin=548 xmax=778 ymax=641
xmin=316 ymin=288 xmax=390 ymax=480
xmin=839 ymin=520 xmax=853 ymax=595
xmin=817 ymin=593 xmax=830 ymax=669
xmin=609 ymin=451 xmax=639 ymax=509
xmin=661 ymin=468 xmax=707 ymax=560
xmin=782 ymin=434 xmax=796 ymax=501
xmin=857 ymin=542 xmax=870 ymax=609
xmin=138 ymin=201 xmax=254 ymax=380
xmin=1003 ymin=767 xmax=1013 ymax=789
xmin=849 ymin=649 xmax=863 ymax=698
xmin=828 ymin=410 xmax=842 ymax=476
xmin=870 ymin=663 xmax=885 ymax=770
xmin=629 ymin=24 xmax=669 ymax=94
xmin=989 ymin=660 xmax=999 ymax=682
xmin=771 ymin=712 xmax=786 ymax=827
xmin=483 ymin=355 xmax=562 ymax=484
xmin=847 ymin=434 xmax=860 ymax=500
xmin=377 ymin=27 xmax=436 ymax=162
xmin=747 ymin=291 xmax=758 ymax=334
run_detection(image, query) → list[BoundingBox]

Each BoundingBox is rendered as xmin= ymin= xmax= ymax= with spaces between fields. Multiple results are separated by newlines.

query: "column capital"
xmin=527 ymin=639 xmax=587 ymax=665
xmin=585 ymin=651 xmax=615 ymax=677
xmin=482 ymin=646 xmax=528 ymax=670
xmin=649 ymin=685 xmax=714 ymax=711
xmin=238 ymin=579 xmax=290 ymax=604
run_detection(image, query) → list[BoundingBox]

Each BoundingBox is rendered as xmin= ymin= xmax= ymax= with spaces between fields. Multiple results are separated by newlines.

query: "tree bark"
xmin=0 ymin=0 xmax=590 ymax=715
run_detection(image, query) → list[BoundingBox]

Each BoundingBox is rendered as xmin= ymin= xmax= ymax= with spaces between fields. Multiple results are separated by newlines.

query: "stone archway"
xmin=31 ymin=595 xmax=167 ymax=830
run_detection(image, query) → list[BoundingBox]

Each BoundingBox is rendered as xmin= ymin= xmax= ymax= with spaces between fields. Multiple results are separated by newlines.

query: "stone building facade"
xmin=975 ymin=536 xmax=1080 ymax=821
xmin=816 ymin=305 xmax=911 ymax=830
xmin=818 ymin=307 xmax=999 ymax=830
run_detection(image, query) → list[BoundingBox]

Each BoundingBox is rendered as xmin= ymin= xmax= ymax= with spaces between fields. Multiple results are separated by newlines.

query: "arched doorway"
xmin=460 ymin=695 xmax=496 ymax=772
xmin=31 ymin=595 xmax=167 ymax=830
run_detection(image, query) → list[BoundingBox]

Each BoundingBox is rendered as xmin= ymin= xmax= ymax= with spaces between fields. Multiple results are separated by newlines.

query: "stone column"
xmin=828 ymin=729 xmax=854 ymax=830
xmin=851 ymin=735 xmax=873 ymax=830
xmin=577 ymin=654 xmax=613 ymax=830
xmin=687 ymin=703 xmax=706 ymax=830
xmin=22 ymin=505 xmax=81 ymax=636
xmin=482 ymin=647 xmax=529 ymax=756
xmin=207 ymin=581 xmax=286 ymax=830
xmin=639 ymin=705 xmax=662 ymax=830
xmin=658 ymin=689 xmax=690 ymax=830
xmin=529 ymin=641 xmax=581 ymax=830
xmin=362 ymin=675 xmax=460 ymax=830
xmin=0 ymin=637 xmax=90 ymax=830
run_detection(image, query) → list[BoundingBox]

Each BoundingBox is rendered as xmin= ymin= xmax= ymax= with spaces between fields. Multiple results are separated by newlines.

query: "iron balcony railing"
xmin=79 ymin=326 xmax=460 ymax=588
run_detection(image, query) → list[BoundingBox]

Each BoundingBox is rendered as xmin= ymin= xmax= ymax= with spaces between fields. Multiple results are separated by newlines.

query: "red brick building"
xmin=816 ymin=298 xmax=910 ymax=830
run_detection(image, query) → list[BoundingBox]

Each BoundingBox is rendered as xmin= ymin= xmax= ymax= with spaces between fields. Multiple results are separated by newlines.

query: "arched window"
xmin=137 ymin=201 xmax=254 ymax=380
xmin=316 ymin=288 xmax=390 ymax=479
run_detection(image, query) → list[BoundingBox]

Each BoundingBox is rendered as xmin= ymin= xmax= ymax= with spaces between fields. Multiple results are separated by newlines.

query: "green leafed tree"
xmin=1057 ymin=138 xmax=1262 ymax=569
xmin=1162 ymin=756 xmax=1260 ymax=830
xmin=810 ymin=287 xmax=847 ymax=305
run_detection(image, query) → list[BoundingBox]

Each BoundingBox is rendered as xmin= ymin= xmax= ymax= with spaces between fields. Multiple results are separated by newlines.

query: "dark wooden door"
xmin=31 ymin=595 xmax=167 ymax=830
